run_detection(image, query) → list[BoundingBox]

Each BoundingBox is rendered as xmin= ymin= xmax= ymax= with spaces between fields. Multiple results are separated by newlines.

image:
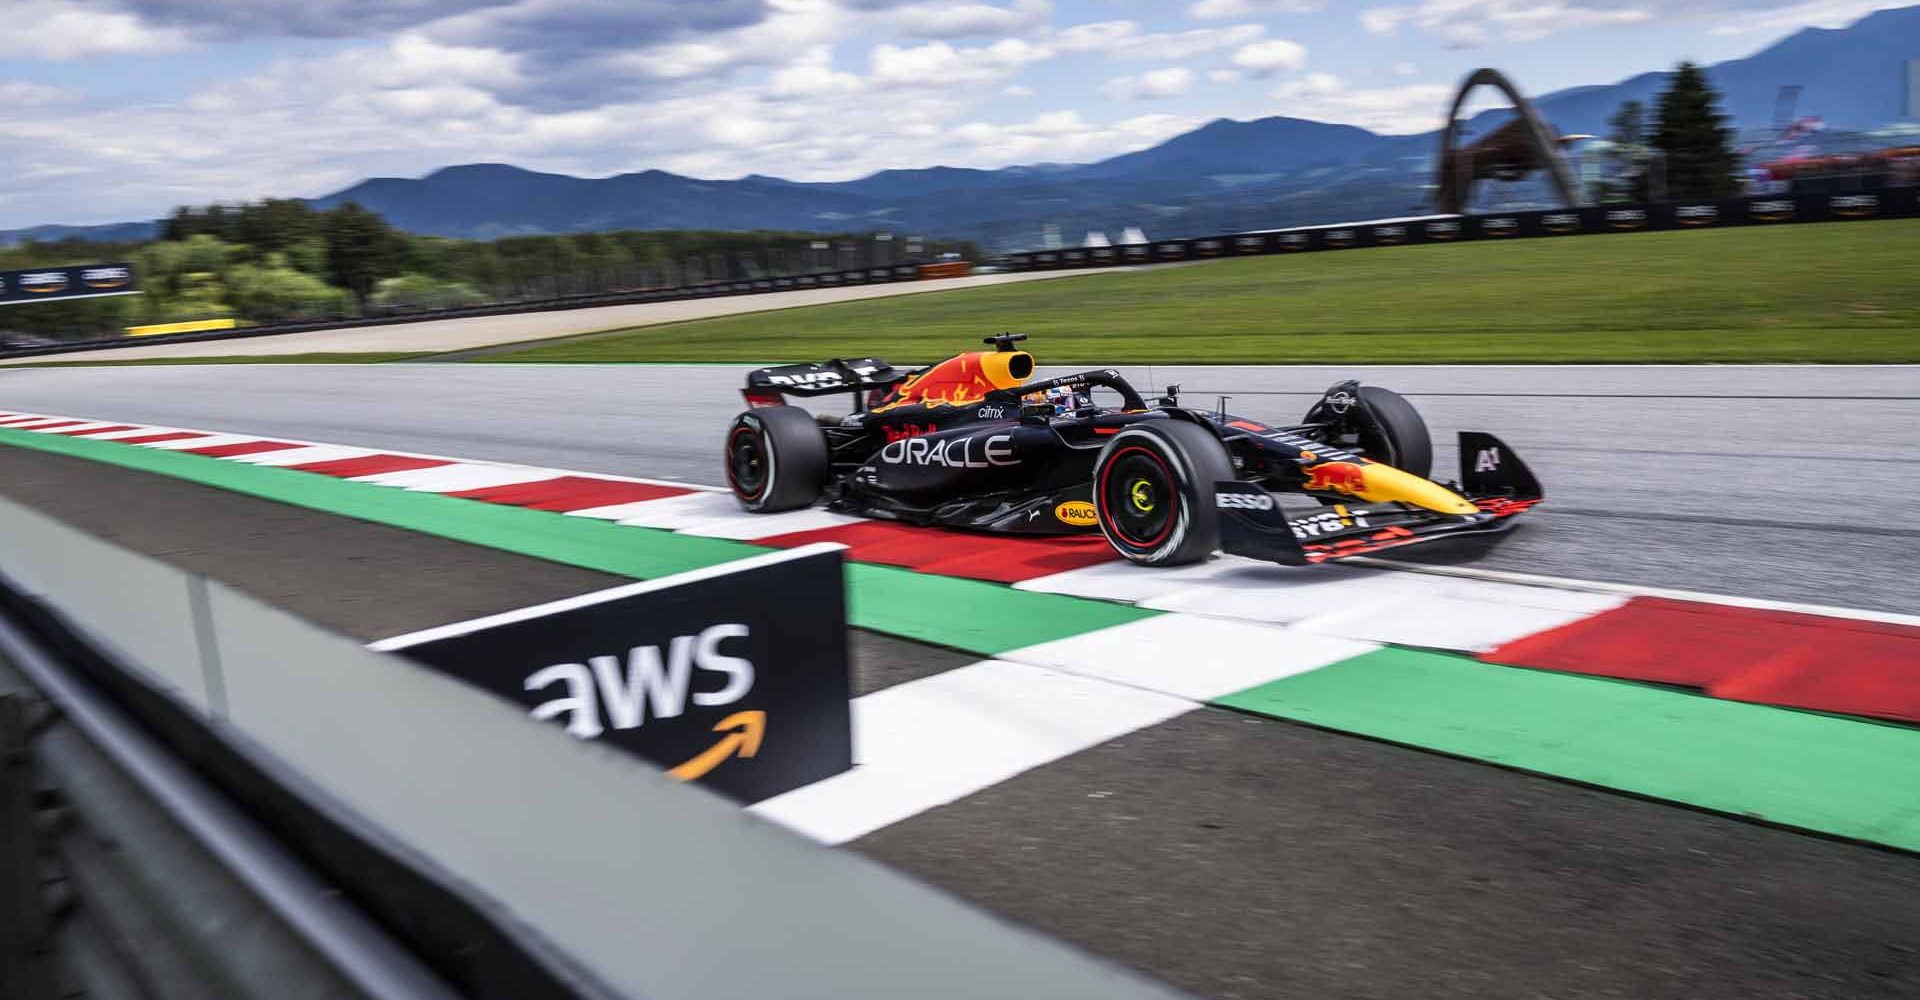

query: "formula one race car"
xmin=723 ymin=334 xmax=1541 ymax=566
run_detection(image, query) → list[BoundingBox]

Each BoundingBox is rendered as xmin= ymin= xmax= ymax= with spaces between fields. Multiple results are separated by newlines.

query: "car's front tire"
xmin=1091 ymin=420 xmax=1233 ymax=567
xmin=725 ymin=406 xmax=829 ymax=512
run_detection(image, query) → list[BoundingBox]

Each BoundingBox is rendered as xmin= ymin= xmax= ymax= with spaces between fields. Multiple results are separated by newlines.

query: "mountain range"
xmin=9 ymin=4 xmax=1918 ymax=250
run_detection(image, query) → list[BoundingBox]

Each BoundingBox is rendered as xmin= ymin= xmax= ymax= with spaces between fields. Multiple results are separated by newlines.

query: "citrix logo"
xmin=524 ymin=623 xmax=754 ymax=739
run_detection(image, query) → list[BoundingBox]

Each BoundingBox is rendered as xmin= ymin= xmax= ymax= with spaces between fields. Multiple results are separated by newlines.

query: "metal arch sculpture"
xmin=1434 ymin=68 xmax=1586 ymax=214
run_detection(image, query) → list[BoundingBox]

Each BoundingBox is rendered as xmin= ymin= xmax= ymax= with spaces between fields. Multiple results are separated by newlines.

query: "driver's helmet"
xmin=1024 ymin=384 xmax=1091 ymax=416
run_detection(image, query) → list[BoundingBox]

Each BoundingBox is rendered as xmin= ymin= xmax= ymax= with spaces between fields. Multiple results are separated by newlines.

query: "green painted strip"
xmin=1216 ymin=647 xmax=1920 ymax=852
xmin=0 ymin=426 xmax=1151 ymax=654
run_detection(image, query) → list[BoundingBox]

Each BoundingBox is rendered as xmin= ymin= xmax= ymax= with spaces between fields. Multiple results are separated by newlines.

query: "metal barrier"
xmin=0 ymin=493 xmax=1189 ymax=1000
xmin=1005 ymin=187 xmax=1920 ymax=270
xmin=0 ymin=262 xmax=965 ymax=362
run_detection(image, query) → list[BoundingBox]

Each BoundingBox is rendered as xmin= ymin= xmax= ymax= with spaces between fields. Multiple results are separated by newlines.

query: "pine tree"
xmin=323 ymin=201 xmax=404 ymax=313
xmin=1604 ymin=101 xmax=1650 ymax=203
xmin=1652 ymin=62 xmax=1739 ymax=200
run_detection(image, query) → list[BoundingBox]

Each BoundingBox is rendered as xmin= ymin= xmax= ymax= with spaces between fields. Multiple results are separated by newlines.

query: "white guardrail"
xmin=0 ymin=493 xmax=1187 ymax=1000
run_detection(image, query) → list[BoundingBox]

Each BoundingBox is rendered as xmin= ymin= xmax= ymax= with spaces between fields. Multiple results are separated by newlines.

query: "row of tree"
xmin=3 ymin=204 xmax=979 ymax=339
xmin=1595 ymin=61 xmax=1741 ymax=203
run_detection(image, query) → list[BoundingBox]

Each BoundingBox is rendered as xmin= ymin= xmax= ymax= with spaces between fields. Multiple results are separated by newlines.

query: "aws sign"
xmin=373 ymin=544 xmax=852 ymax=803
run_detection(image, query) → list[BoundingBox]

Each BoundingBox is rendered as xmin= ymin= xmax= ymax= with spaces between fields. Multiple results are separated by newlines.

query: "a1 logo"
xmin=1474 ymin=448 xmax=1502 ymax=473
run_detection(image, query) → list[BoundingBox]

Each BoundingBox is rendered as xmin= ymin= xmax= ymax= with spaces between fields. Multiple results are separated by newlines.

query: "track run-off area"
xmin=2 ymin=359 xmax=1918 ymax=999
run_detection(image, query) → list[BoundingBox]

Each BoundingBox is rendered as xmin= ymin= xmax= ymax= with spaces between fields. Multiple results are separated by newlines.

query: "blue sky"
xmin=0 ymin=0 xmax=1903 ymax=227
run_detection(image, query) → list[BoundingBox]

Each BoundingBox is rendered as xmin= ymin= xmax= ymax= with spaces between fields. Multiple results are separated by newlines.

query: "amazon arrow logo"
xmin=670 ymin=711 xmax=766 ymax=781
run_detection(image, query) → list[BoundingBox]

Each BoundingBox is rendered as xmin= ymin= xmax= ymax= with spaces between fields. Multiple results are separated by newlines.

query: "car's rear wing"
xmin=743 ymin=357 xmax=905 ymax=406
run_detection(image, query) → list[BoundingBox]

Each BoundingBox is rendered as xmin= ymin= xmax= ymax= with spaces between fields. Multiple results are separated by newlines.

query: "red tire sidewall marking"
xmin=726 ymin=423 xmax=769 ymax=501
xmin=1098 ymin=444 xmax=1178 ymax=549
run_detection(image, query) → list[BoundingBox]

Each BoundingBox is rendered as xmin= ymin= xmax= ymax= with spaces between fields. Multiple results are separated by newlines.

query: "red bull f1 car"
xmin=723 ymin=334 xmax=1541 ymax=567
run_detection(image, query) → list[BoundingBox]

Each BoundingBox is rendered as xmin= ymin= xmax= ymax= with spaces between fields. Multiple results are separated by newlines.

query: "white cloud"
xmin=1003 ymin=84 xmax=1036 ymax=96
xmin=1208 ymin=69 xmax=1243 ymax=83
xmin=1229 ymin=38 xmax=1307 ymax=76
xmin=1054 ymin=20 xmax=1266 ymax=59
xmin=0 ymin=0 xmax=190 ymax=59
xmin=1269 ymin=72 xmax=1451 ymax=132
xmin=1188 ymin=0 xmax=1323 ymax=19
xmin=767 ymin=46 xmax=864 ymax=97
xmin=1360 ymin=1 xmax=1651 ymax=46
xmin=870 ymin=37 xmax=1051 ymax=86
xmin=1100 ymin=67 xmax=1197 ymax=100
xmin=1706 ymin=0 xmax=1890 ymax=35
xmin=0 ymin=81 xmax=76 ymax=106
xmin=1392 ymin=60 xmax=1418 ymax=76
xmin=886 ymin=0 xmax=1051 ymax=39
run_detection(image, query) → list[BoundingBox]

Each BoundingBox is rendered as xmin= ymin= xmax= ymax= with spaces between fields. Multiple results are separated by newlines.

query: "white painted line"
xmin=1001 ymin=613 xmax=1376 ymax=702
xmin=369 ymin=543 xmax=847 ymax=651
xmin=609 ymin=492 xmax=746 ymax=529
xmin=747 ymin=659 xmax=1193 ymax=844
xmin=350 ymin=463 xmax=560 ymax=492
xmin=1346 ymin=557 xmax=1920 ymax=629
xmin=224 ymin=444 xmax=377 ymax=467
xmin=1290 ymin=592 xmax=1626 ymax=652
xmin=564 ymin=498 xmax=691 ymax=520
xmin=1013 ymin=553 xmax=1261 ymax=604
xmin=679 ymin=507 xmax=864 ymax=540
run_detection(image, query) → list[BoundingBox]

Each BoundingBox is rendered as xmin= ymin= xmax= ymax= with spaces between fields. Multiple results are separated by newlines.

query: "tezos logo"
xmin=1831 ymin=194 xmax=1878 ymax=218
xmin=81 ymin=266 xmax=132 ymax=289
xmin=1216 ymin=491 xmax=1275 ymax=511
xmin=524 ymin=623 xmax=754 ymax=740
xmin=1055 ymin=500 xmax=1099 ymax=525
xmin=880 ymin=433 xmax=1016 ymax=468
xmin=1676 ymin=204 xmax=1718 ymax=226
xmin=20 ymin=271 xmax=68 ymax=294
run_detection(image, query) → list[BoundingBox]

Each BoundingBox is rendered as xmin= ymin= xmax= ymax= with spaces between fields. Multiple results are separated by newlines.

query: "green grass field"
xmin=480 ymin=219 xmax=1920 ymax=364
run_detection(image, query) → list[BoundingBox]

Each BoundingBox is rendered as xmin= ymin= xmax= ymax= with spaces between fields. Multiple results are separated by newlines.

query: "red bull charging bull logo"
xmin=1302 ymin=461 xmax=1368 ymax=497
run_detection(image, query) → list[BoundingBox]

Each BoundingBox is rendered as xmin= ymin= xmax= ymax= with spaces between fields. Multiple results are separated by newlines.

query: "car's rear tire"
xmin=1357 ymin=385 xmax=1432 ymax=478
xmin=1092 ymin=420 xmax=1233 ymax=567
xmin=725 ymin=407 xmax=829 ymax=513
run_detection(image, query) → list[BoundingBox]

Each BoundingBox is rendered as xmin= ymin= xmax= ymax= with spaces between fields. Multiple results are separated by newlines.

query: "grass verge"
xmin=479 ymin=219 xmax=1920 ymax=365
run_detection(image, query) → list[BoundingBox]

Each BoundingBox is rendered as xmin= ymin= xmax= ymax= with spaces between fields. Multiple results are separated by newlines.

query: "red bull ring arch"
xmin=1434 ymin=68 xmax=1586 ymax=215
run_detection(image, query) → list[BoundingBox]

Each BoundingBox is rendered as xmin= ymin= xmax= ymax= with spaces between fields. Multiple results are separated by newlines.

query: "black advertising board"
xmin=0 ymin=262 xmax=138 ymax=305
xmin=372 ymin=544 xmax=853 ymax=804
xmin=1002 ymin=185 xmax=1919 ymax=270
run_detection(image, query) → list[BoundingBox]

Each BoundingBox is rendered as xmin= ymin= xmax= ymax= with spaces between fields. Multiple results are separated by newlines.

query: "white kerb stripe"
xmin=1000 ymin=613 xmax=1377 ymax=702
xmin=349 ymin=464 xmax=561 ymax=492
xmin=224 ymin=444 xmax=377 ymax=467
xmin=748 ymin=659 xmax=1193 ymax=844
xmin=135 ymin=433 xmax=268 ymax=451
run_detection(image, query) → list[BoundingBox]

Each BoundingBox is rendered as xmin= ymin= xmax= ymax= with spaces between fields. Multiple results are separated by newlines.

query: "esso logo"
xmin=1216 ymin=491 xmax=1275 ymax=511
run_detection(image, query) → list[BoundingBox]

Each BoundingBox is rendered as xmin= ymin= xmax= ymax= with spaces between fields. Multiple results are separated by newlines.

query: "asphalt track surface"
xmin=2 ymin=361 xmax=1915 ymax=613
xmin=2 ymin=444 xmax=1916 ymax=1000
xmin=0 ymin=269 xmax=1096 ymax=364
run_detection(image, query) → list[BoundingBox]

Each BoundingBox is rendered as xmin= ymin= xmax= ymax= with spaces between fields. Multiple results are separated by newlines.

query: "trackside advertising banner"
xmin=0 ymin=262 xmax=138 ymax=305
xmin=1004 ymin=187 xmax=1920 ymax=270
xmin=374 ymin=545 xmax=853 ymax=804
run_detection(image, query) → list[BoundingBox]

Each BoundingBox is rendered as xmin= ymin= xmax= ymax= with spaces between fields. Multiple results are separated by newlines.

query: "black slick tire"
xmin=1091 ymin=419 xmax=1233 ymax=567
xmin=725 ymin=406 xmax=829 ymax=513
xmin=1357 ymin=385 xmax=1432 ymax=478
